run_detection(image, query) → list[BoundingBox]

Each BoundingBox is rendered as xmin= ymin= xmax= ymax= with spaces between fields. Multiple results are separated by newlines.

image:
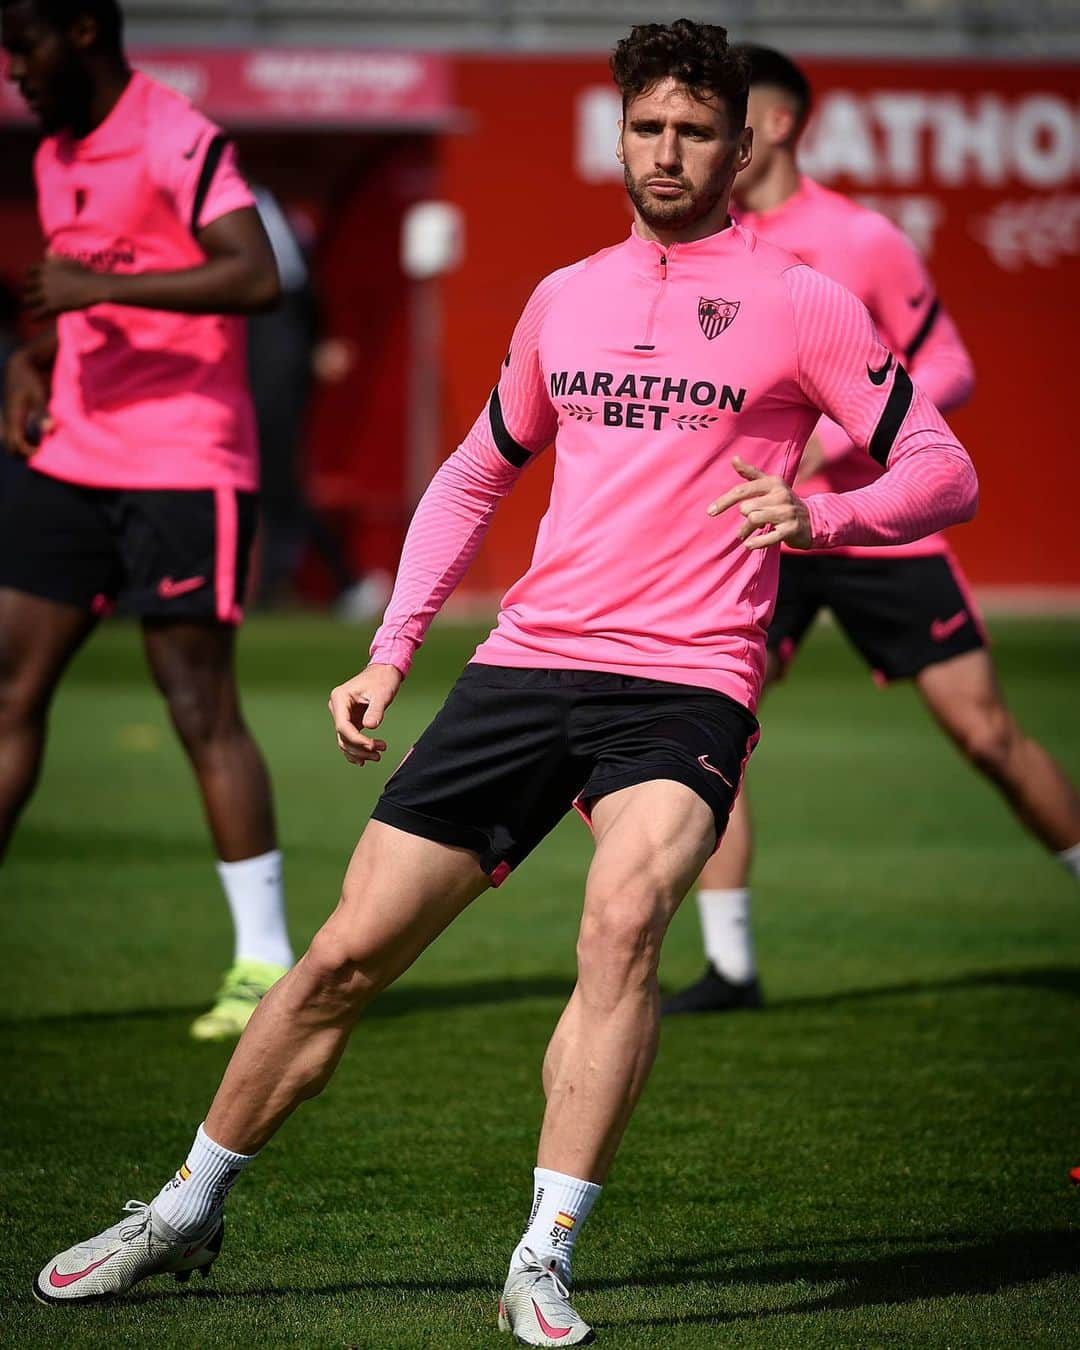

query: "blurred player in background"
xmin=246 ymin=184 xmax=391 ymax=618
xmin=32 ymin=21 xmax=979 ymax=1344
xmin=663 ymin=45 xmax=1080 ymax=1016
xmin=0 ymin=0 xmax=295 ymax=1039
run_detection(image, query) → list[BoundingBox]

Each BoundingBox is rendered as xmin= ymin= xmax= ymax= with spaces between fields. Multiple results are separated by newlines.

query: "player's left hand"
xmin=24 ymin=256 xmax=110 ymax=319
xmin=708 ymin=456 xmax=812 ymax=550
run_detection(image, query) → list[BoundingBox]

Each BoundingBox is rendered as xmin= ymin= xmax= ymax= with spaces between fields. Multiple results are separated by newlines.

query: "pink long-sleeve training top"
xmin=371 ymin=222 xmax=977 ymax=713
xmin=736 ymin=175 xmax=976 ymax=558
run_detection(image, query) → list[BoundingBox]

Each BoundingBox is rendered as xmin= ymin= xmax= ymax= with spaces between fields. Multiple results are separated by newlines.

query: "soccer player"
xmin=663 ymin=46 xmax=1080 ymax=1016
xmin=0 ymin=0 xmax=295 ymax=1039
xmin=32 ymin=21 xmax=978 ymax=1343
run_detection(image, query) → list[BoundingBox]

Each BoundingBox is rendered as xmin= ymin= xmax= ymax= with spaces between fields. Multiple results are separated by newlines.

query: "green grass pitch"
xmin=2 ymin=614 xmax=1079 ymax=1347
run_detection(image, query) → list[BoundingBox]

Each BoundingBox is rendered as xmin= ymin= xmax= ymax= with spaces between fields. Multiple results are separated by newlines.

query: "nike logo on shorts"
xmin=698 ymin=755 xmax=735 ymax=789
xmin=157 ymin=575 xmax=207 ymax=599
xmin=930 ymin=610 xmax=969 ymax=642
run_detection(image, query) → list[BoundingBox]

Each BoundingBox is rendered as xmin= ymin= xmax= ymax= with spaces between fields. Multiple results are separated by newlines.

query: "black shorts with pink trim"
xmin=372 ymin=664 xmax=759 ymax=886
xmin=0 ymin=463 xmax=256 ymax=625
xmin=768 ymin=552 xmax=986 ymax=684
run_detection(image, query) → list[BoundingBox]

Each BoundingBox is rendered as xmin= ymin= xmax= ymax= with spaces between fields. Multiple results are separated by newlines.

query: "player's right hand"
xmin=328 ymin=663 xmax=403 ymax=765
xmin=2 ymin=349 xmax=53 ymax=458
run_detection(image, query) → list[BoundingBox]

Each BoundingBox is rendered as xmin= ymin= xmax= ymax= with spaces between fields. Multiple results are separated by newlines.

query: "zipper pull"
xmin=659 ymin=254 xmax=667 ymax=279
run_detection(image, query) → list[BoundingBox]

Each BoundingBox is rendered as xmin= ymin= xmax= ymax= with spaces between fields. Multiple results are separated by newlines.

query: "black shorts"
xmin=768 ymin=553 xmax=986 ymax=683
xmin=0 ymin=464 xmax=256 ymax=625
xmin=373 ymin=665 xmax=760 ymax=886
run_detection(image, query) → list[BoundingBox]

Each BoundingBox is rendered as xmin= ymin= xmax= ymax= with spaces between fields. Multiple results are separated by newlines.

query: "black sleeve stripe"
xmin=191 ymin=133 xmax=228 ymax=235
xmin=488 ymin=386 xmax=531 ymax=467
xmin=906 ymin=298 xmax=941 ymax=363
xmin=868 ymin=363 xmax=914 ymax=467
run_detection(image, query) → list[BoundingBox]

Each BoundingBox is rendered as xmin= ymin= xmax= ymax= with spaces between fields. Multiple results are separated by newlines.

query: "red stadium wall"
xmin=436 ymin=56 xmax=1080 ymax=595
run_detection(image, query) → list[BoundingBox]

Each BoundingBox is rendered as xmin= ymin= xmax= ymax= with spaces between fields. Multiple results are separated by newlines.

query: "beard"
xmin=623 ymin=164 xmax=731 ymax=233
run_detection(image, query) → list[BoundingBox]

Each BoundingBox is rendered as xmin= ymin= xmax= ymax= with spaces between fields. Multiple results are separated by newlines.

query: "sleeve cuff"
xmin=805 ymin=494 xmax=848 ymax=549
xmin=367 ymin=641 xmax=414 ymax=680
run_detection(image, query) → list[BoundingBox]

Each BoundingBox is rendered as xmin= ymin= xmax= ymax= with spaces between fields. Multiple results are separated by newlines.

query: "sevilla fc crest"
xmin=698 ymin=296 xmax=740 ymax=340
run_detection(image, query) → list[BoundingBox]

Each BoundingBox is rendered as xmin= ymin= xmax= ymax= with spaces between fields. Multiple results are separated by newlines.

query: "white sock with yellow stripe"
xmin=152 ymin=1123 xmax=256 ymax=1238
xmin=510 ymin=1166 xmax=601 ymax=1285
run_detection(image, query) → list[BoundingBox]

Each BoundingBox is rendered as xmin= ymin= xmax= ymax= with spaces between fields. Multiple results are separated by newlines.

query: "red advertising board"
xmin=0 ymin=48 xmax=454 ymax=126
xmin=438 ymin=56 xmax=1080 ymax=594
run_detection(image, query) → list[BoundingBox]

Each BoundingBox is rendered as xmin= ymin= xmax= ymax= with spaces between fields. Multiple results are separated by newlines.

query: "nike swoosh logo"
xmin=698 ymin=755 xmax=735 ymax=789
xmin=532 ymin=1299 xmax=573 ymax=1339
xmin=867 ymin=353 xmax=894 ymax=386
xmin=157 ymin=575 xmax=207 ymax=599
xmin=930 ymin=610 xmax=969 ymax=642
xmin=182 ymin=136 xmax=203 ymax=160
xmin=48 ymin=1250 xmax=120 ymax=1288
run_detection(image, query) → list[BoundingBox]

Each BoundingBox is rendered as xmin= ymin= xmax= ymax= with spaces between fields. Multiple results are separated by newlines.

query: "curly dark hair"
xmin=610 ymin=20 xmax=749 ymax=128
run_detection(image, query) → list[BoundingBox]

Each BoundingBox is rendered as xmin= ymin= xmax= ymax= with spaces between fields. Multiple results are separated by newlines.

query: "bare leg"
xmin=698 ymin=786 xmax=753 ymax=889
xmin=539 ymin=781 xmax=716 ymax=1182
xmin=204 ymin=821 xmax=489 ymax=1153
xmin=142 ymin=620 xmax=276 ymax=861
xmin=696 ymin=649 xmax=779 ymax=892
xmin=0 ymin=588 xmax=97 ymax=860
xmin=916 ymin=649 xmax=1080 ymax=853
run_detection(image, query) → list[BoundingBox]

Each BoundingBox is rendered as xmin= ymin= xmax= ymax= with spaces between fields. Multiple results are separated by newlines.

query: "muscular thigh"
xmin=587 ymin=779 xmax=718 ymax=919
xmin=304 ymin=820 xmax=490 ymax=991
xmin=0 ymin=586 xmax=97 ymax=711
xmin=915 ymin=647 xmax=1010 ymax=744
xmin=141 ymin=620 xmax=240 ymax=730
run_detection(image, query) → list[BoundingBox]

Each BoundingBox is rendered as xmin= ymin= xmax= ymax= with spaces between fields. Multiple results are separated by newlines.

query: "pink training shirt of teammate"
xmin=736 ymin=174 xmax=975 ymax=558
xmin=371 ymin=221 xmax=978 ymax=715
xmin=30 ymin=70 xmax=258 ymax=492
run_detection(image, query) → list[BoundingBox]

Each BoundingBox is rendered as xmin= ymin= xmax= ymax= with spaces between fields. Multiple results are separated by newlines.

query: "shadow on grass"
xmin=608 ymin=1227 xmax=1080 ymax=1328
xmin=110 ymin=1227 xmax=1079 ymax=1319
xmin=765 ymin=964 xmax=1080 ymax=1009
xmin=0 ymin=976 xmax=575 ymax=1030
xmin=5 ymin=963 xmax=1078 ymax=1030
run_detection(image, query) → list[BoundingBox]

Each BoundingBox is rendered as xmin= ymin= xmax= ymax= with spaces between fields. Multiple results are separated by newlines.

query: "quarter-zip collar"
xmin=624 ymin=218 xmax=748 ymax=275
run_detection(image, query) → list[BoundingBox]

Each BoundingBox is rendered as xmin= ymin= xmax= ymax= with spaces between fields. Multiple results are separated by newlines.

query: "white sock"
xmin=698 ymin=887 xmax=757 ymax=983
xmin=153 ymin=1124 xmax=256 ymax=1237
xmin=510 ymin=1167 xmax=601 ymax=1285
xmin=217 ymin=849 xmax=294 ymax=968
xmin=1058 ymin=842 xmax=1080 ymax=882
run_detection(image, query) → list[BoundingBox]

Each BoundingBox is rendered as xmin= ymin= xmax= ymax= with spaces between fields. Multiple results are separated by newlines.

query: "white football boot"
xmin=498 ymin=1247 xmax=595 ymax=1345
xmin=33 ymin=1200 xmax=223 ymax=1305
